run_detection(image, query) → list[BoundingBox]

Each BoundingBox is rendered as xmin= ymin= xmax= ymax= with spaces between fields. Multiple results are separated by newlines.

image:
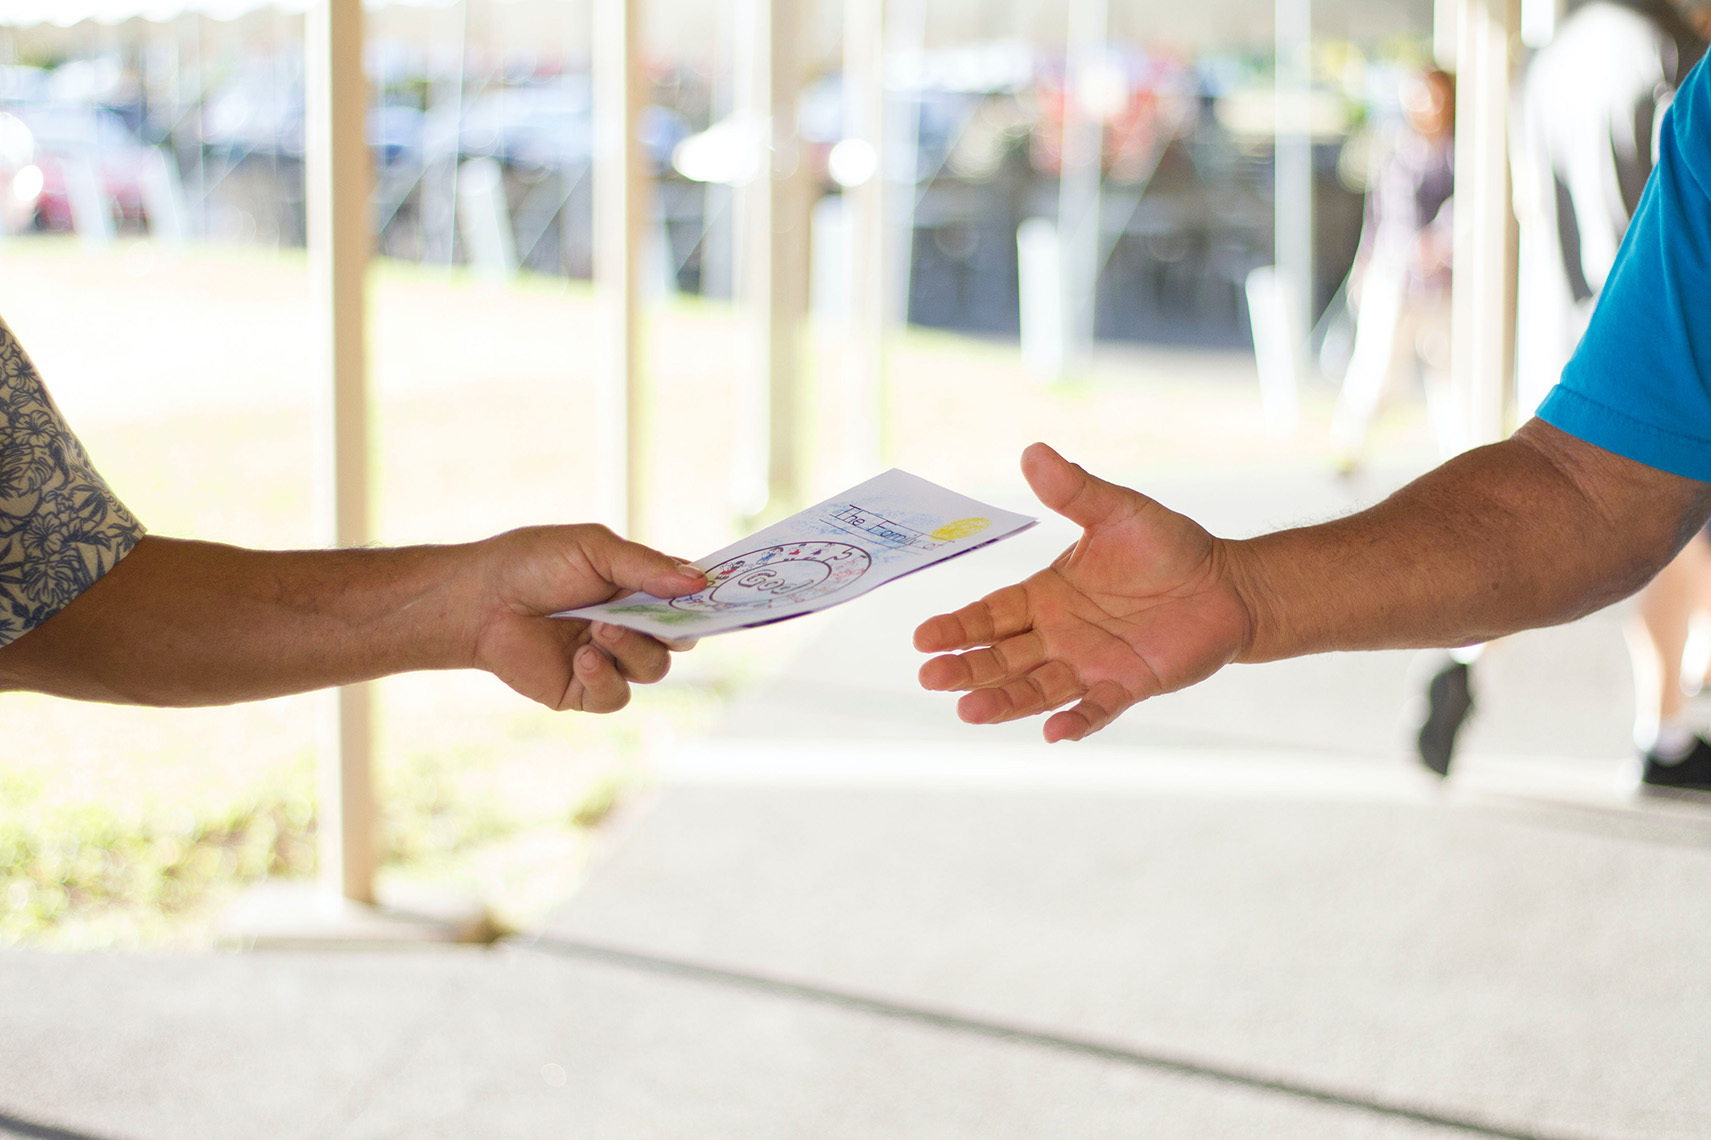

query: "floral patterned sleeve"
xmin=0 ymin=315 xmax=145 ymax=648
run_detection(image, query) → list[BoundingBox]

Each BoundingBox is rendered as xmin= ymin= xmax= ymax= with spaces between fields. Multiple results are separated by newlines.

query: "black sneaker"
xmin=1417 ymin=660 xmax=1473 ymax=778
xmin=1641 ymin=735 xmax=1711 ymax=793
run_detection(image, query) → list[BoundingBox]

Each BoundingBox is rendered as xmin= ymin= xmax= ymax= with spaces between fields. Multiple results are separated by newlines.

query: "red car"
xmin=11 ymin=103 xmax=153 ymax=233
xmin=0 ymin=111 xmax=43 ymax=234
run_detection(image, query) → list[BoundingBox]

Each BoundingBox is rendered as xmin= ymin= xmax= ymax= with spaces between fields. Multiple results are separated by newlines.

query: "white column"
xmin=1450 ymin=0 xmax=1520 ymax=447
xmin=885 ymin=0 xmax=925 ymax=332
xmin=1057 ymin=0 xmax=1109 ymax=374
xmin=1520 ymin=0 xmax=1564 ymax=49
xmin=1434 ymin=0 xmax=1459 ymax=68
xmin=593 ymin=0 xmax=648 ymax=535
xmin=1274 ymin=0 xmax=1313 ymax=377
xmin=841 ymin=0 xmax=886 ymax=479
xmin=305 ymin=0 xmax=376 ymax=905
xmin=732 ymin=0 xmax=810 ymax=518
xmin=765 ymin=0 xmax=810 ymax=513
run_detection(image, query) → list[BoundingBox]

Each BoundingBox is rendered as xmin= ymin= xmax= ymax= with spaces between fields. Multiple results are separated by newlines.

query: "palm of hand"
xmin=918 ymin=448 xmax=1252 ymax=742
xmin=1030 ymin=518 xmax=1247 ymax=701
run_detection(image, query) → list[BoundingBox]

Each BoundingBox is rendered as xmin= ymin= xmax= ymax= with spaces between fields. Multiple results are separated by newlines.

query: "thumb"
xmin=591 ymin=533 xmax=707 ymax=599
xmin=1020 ymin=443 xmax=1142 ymax=532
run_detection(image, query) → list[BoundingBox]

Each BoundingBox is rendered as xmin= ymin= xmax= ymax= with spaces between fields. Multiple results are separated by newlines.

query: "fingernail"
xmin=577 ymin=646 xmax=599 ymax=668
xmin=676 ymin=563 xmax=705 ymax=578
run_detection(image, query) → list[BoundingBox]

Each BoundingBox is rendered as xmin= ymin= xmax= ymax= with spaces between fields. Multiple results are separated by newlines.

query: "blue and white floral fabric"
xmin=0 ymin=315 xmax=143 ymax=647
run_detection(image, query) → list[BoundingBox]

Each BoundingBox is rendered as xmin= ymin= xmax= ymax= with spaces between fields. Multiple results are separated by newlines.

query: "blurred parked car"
xmin=369 ymin=102 xmax=425 ymax=166
xmin=201 ymin=69 xmax=305 ymax=159
xmin=456 ymin=78 xmax=685 ymax=174
xmin=0 ymin=111 xmax=43 ymax=233
xmin=10 ymin=103 xmax=155 ymax=232
xmin=457 ymin=78 xmax=593 ymax=171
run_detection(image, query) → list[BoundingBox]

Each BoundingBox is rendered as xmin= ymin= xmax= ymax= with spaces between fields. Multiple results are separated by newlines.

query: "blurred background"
xmin=13 ymin=2 xmax=1711 ymax=1136
xmin=0 ymin=0 xmax=1474 ymax=949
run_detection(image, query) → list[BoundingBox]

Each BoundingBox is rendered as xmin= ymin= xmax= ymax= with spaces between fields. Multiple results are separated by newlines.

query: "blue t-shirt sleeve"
xmin=1537 ymin=57 xmax=1711 ymax=481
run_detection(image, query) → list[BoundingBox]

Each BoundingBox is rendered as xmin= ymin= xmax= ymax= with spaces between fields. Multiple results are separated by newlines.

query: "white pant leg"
xmin=1410 ymin=292 xmax=1459 ymax=459
xmin=1331 ymin=248 xmax=1410 ymax=460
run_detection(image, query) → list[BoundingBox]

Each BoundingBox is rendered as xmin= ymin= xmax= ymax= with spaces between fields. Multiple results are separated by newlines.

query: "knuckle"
xmin=572 ymin=522 xmax=619 ymax=546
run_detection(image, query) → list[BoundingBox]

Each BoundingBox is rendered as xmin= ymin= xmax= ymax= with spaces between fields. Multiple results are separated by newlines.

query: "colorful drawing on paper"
xmin=668 ymin=542 xmax=872 ymax=614
xmin=554 ymin=468 xmax=1037 ymax=639
xmin=817 ymin=504 xmax=983 ymax=555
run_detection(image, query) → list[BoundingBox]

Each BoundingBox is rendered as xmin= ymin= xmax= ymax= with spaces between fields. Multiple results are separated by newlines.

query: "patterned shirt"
xmin=0 ymin=315 xmax=144 ymax=648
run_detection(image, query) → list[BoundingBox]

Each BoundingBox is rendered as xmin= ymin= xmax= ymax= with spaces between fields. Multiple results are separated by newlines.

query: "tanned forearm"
xmin=0 ymin=536 xmax=479 ymax=706
xmin=1228 ymin=420 xmax=1711 ymax=661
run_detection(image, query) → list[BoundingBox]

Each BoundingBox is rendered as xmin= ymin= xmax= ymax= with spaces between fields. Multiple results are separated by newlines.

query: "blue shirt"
xmin=1537 ymin=54 xmax=1711 ymax=480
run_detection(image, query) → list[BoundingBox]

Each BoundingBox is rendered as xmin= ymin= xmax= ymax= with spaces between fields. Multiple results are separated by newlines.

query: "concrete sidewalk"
xmin=4 ymin=467 xmax=1710 ymax=1140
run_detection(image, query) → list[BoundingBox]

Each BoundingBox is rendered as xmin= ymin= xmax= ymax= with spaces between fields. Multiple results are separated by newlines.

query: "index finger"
xmin=913 ymin=582 xmax=1034 ymax=653
xmin=592 ymin=621 xmax=673 ymax=684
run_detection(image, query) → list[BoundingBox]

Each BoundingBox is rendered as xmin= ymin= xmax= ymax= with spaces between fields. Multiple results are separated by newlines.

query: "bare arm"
xmin=916 ymin=425 xmax=1711 ymax=742
xmin=1234 ymin=419 xmax=1711 ymax=658
xmin=0 ymin=526 xmax=706 ymax=712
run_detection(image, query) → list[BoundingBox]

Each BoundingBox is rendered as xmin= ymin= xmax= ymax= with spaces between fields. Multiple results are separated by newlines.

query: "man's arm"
xmin=0 ymin=526 xmax=707 ymax=712
xmin=915 ymin=425 xmax=1711 ymax=742
xmin=1235 ymin=419 xmax=1711 ymax=657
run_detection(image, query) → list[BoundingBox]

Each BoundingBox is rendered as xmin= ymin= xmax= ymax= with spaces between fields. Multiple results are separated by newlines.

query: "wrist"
xmin=1220 ymin=535 xmax=1288 ymax=664
xmin=321 ymin=541 xmax=490 ymax=677
xmin=410 ymin=540 xmax=494 ymax=673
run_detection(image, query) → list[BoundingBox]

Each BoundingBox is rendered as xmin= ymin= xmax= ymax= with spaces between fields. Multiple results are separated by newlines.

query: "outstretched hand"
xmin=915 ymin=444 xmax=1254 ymax=742
xmin=469 ymin=525 xmax=705 ymax=714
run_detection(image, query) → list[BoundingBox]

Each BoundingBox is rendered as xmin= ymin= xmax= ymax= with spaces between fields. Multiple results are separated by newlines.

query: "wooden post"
xmin=732 ymin=0 xmax=810 ymax=519
xmin=1449 ymin=0 xmax=1520 ymax=447
xmin=305 ymin=0 xmax=376 ymax=905
xmin=885 ymin=0 xmax=925 ymax=336
xmin=1057 ymin=0 xmax=1108 ymax=374
xmin=594 ymin=0 xmax=647 ymax=536
xmin=841 ymin=0 xmax=886 ymax=478
xmin=1274 ymin=0 xmax=1313 ymax=379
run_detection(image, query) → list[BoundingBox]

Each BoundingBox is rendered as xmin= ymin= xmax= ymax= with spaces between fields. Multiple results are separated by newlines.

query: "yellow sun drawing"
xmin=929 ymin=517 xmax=990 ymax=541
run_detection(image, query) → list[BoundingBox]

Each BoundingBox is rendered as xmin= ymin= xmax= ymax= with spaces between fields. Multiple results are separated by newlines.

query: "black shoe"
xmin=1641 ymin=736 xmax=1711 ymax=793
xmin=1417 ymin=661 xmax=1473 ymax=778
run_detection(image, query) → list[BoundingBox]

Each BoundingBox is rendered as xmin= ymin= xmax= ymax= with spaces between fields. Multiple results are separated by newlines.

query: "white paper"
xmin=556 ymin=469 xmax=1036 ymax=638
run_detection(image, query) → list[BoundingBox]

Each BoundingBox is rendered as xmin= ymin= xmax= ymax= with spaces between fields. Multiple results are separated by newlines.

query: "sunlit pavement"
xmin=5 ymin=467 xmax=1711 ymax=1140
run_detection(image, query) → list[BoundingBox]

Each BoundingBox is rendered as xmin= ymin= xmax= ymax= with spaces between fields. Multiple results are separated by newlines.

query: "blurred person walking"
xmin=1419 ymin=0 xmax=1711 ymax=783
xmin=1329 ymin=67 xmax=1458 ymax=473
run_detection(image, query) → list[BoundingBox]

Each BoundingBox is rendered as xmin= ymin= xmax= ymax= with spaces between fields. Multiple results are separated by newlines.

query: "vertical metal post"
xmin=765 ymin=0 xmax=810 ymax=513
xmin=184 ymin=15 xmax=208 ymax=238
xmin=306 ymin=0 xmax=376 ymax=905
xmin=701 ymin=3 xmax=737 ymax=301
xmin=424 ymin=0 xmax=469 ymax=268
xmin=732 ymin=0 xmax=810 ymax=518
xmin=842 ymin=0 xmax=886 ymax=478
xmin=1520 ymin=0 xmax=1564 ymax=49
xmin=594 ymin=0 xmax=647 ymax=535
xmin=731 ymin=0 xmax=768 ymax=517
xmin=1435 ymin=0 xmax=1459 ymax=68
xmin=1274 ymin=0 xmax=1313 ymax=371
xmin=1449 ymin=0 xmax=1520 ymax=447
xmin=1057 ymin=0 xmax=1108 ymax=374
xmin=885 ymin=0 xmax=925 ymax=333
